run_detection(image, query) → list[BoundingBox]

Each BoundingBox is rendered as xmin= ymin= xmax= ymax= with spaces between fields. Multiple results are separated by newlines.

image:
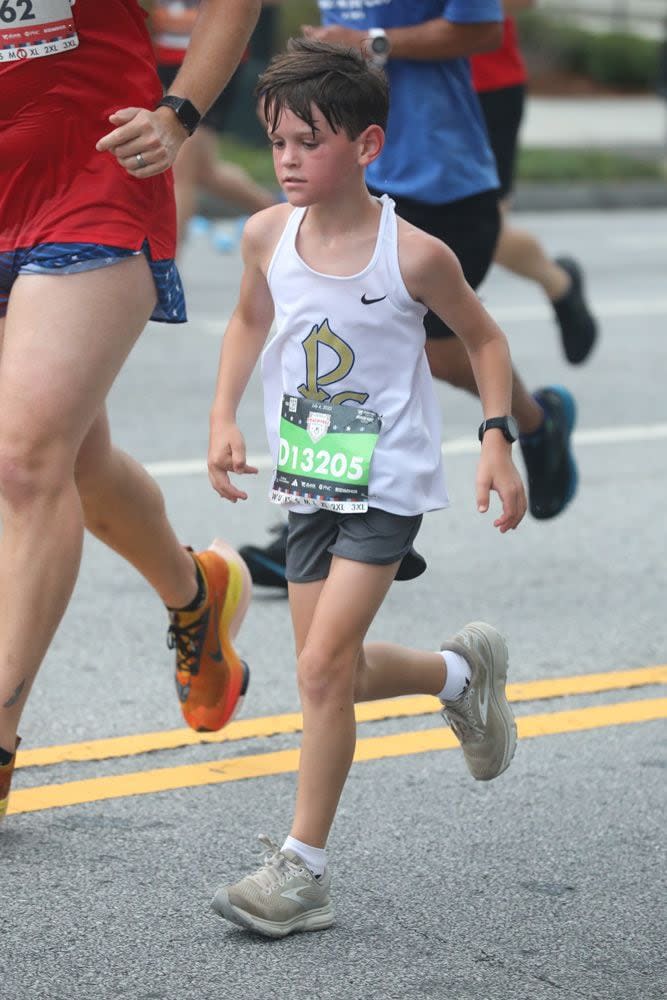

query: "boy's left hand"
xmin=476 ymin=444 xmax=527 ymax=532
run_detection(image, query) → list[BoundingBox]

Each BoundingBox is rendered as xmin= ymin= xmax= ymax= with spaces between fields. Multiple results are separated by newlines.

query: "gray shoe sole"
xmin=211 ymin=887 xmax=335 ymax=939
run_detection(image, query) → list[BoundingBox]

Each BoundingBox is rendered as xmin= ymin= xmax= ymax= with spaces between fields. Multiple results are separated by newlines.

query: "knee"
xmin=0 ymin=436 xmax=68 ymax=510
xmin=297 ymin=646 xmax=356 ymax=707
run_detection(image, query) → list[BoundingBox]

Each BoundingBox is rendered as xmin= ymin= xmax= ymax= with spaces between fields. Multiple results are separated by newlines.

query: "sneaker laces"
xmin=248 ymin=835 xmax=309 ymax=894
xmin=442 ymin=684 xmax=483 ymax=744
xmin=167 ymin=609 xmax=209 ymax=678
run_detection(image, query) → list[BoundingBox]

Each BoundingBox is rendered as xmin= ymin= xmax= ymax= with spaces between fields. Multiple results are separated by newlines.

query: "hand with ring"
xmin=96 ymin=106 xmax=188 ymax=177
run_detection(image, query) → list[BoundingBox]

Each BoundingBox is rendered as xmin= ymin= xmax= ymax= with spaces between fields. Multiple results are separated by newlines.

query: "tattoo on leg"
xmin=3 ymin=680 xmax=25 ymax=709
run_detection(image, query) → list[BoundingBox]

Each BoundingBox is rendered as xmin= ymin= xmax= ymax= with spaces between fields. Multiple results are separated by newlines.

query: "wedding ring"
xmin=135 ymin=153 xmax=146 ymax=169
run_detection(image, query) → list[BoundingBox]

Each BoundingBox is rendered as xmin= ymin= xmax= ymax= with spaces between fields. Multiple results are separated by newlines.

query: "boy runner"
xmin=207 ymin=39 xmax=526 ymax=938
xmin=239 ymin=0 xmax=581 ymax=590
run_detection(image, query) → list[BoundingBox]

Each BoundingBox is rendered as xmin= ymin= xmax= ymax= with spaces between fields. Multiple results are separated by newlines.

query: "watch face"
xmin=371 ymin=36 xmax=390 ymax=55
xmin=159 ymin=96 xmax=201 ymax=134
xmin=506 ymin=416 xmax=519 ymax=441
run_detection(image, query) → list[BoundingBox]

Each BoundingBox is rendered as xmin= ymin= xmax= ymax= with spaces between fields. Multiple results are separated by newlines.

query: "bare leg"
xmin=494 ymin=199 xmax=570 ymax=302
xmin=172 ymin=133 xmax=201 ymax=248
xmin=425 ymin=336 xmax=543 ymax=435
xmin=75 ymin=409 xmax=197 ymax=609
xmin=197 ymin=129 xmax=276 ymax=215
xmin=288 ymin=557 xmax=445 ymax=848
xmin=0 ymin=257 xmax=155 ymax=749
xmin=172 ymin=128 xmax=276 ymax=250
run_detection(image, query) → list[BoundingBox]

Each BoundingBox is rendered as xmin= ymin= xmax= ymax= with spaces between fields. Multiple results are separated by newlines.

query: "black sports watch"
xmin=367 ymin=28 xmax=391 ymax=67
xmin=478 ymin=416 xmax=519 ymax=444
xmin=156 ymin=95 xmax=201 ymax=136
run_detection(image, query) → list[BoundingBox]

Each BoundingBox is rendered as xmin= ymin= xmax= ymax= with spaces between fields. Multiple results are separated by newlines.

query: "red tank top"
xmin=0 ymin=0 xmax=176 ymax=259
xmin=470 ymin=17 xmax=527 ymax=94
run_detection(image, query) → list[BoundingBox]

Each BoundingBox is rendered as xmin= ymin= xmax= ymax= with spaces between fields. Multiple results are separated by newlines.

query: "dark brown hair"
xmin=256 ymin=37 xmax=389 ymax=139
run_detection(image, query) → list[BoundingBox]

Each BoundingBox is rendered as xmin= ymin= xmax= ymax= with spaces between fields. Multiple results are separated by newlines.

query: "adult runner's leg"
xmin=0 ymin=256 xmax=157 ymax=754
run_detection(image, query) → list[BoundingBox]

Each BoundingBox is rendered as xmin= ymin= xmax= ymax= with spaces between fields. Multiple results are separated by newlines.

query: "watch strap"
xmin=156 ymin=95 xmax=201 ymax=136
xmin=478 ymin=416 xmax=518 ymax=443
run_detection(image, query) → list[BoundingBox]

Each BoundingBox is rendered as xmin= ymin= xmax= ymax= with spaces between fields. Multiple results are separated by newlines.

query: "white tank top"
xmin=262 ymin=195 xmax=449 ymax=517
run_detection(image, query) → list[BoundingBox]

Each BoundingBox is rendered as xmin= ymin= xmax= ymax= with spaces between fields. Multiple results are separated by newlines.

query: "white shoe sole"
xmin=211 ymin=887 xmax=334 ymax=939
xmin=208 ymin=538 xmax=252 ymax=640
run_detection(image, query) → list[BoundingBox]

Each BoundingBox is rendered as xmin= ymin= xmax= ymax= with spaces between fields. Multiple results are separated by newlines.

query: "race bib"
xmin=271 ymin=395 xmax=381 ymax=514
xmin=0 ymin=0 xmax=78 ymax=64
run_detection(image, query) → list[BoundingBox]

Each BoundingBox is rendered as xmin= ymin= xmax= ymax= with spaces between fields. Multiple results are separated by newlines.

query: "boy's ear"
xmin=358 ymin=124 xmax=384 ymax=166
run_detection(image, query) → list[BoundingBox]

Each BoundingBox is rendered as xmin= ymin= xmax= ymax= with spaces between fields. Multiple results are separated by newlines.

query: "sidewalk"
xmin=522 ymin=95 xmax=666 ymax=154
xmin=515 ymin=94 xmax=667 ymax=210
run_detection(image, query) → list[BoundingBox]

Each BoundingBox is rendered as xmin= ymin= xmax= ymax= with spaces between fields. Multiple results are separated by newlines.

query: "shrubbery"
xmin=517 ymin=11 xmax=661 ymax=92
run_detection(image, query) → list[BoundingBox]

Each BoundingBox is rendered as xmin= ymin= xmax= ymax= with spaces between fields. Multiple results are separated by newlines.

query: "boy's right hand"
xmin=208 ymin=422 xmax=258 ymax=502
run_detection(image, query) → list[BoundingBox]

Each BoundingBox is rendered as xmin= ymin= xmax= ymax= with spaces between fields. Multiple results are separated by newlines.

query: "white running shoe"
xmin=440 ymin=621 xmax=517 ymax=781
xmin=211 ymin=835 xmax=334 ymax=939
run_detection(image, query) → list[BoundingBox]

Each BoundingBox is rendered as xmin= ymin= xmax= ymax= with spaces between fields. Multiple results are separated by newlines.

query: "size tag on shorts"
xmin=271 ymin=394 xmax=381 ymax=513
xmin=0 ymin=0 xmax=79 ymax=64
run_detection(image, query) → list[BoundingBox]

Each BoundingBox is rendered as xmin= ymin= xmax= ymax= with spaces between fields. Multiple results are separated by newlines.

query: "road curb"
xmin=514 ymin=179 xmax=667 ymax=211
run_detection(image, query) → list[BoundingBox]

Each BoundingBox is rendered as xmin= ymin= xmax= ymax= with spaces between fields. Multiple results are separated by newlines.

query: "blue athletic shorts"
xmin=0 ymin=242 xmax=186 ymax=323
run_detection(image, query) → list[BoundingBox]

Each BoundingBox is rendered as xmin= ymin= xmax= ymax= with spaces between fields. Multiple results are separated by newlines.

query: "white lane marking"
xmin=188 ymin=297 xmax=667 ymax=333
xmin=610 ymin=235 xmax=667 ymax=251
xmin=145 ymin=423 xmax=667 ymax=478
xmin=485 ymin=299 xmax=667 ymax=322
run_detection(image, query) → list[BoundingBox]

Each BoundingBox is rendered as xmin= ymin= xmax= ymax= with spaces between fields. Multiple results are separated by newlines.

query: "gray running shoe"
xmin=440 ymin=622 xmax=516 ymax=781
xmin=211 ymin=835 xmax=334 ymax=939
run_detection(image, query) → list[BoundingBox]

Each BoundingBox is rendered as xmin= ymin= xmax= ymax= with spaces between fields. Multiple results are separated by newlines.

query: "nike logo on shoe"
xmin=361 ymin=293 xmax=387 ymax=305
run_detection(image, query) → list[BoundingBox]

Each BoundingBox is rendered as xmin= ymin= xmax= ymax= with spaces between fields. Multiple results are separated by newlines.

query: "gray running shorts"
xmin=285 ymin=507 xmax=423 ymax=584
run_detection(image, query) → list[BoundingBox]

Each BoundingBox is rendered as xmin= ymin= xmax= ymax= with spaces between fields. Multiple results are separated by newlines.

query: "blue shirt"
xmin=318 ymin=0 xmax=502 ymax=204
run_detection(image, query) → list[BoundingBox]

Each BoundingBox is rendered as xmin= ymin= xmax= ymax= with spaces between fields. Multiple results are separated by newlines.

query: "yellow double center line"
xmin=9 ymin=665 xmax=667 ymax=816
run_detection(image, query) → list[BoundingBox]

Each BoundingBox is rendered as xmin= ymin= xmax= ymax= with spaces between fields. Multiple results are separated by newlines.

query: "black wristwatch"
xmin=367 ymin=28 xmax=391 ymax=67
xmin=478 ymin=416 xmax=519 ymax=444
xmin=156 ymin=95 xmax=201 ymax=136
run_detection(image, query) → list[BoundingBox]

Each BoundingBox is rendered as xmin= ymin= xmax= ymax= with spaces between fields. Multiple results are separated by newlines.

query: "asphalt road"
xmin=2 ymin=209 xmax=666 ymax=1000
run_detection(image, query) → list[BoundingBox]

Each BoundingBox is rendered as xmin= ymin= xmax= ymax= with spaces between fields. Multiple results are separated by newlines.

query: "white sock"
xmin=282 ymin=835 xmax=327 ymax=877
xmin=437 ymin=650 xmax=471 ymax=702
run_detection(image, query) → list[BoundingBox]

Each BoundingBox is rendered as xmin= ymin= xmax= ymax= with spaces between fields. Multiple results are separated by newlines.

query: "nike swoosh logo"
xmin=361 ymin=294 xmax=387 ymax=305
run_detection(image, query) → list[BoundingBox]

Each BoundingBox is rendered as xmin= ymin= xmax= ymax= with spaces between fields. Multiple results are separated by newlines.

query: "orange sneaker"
xmin=0 ymin=737 xmax=21 ymax=823
xmin=168 ymin=539 xmax=251 ymax=732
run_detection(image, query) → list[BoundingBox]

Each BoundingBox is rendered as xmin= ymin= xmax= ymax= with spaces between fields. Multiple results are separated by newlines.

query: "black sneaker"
xmin=552 ymin=257 xmax=597 ymax=364
xmin=239 ymin=524 xmax=289 ymax=589
xmin=239 ymin=526 xmax=427 ymax=587
xmin=520 ymin=386 xmax=578 ymax=520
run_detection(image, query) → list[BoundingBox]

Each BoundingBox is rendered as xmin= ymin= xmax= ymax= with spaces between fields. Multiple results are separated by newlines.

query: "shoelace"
xmin=248 ymin=835 xmax=309 ymax=894
xmin=442 ymin=685 xmax=483 ymax=742
xmin=167 ymin=610 xmax=209 ymax=677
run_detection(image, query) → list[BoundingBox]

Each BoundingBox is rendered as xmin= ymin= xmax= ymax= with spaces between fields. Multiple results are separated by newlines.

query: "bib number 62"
xmin=1 ymin=0 xmax=36 ymax=23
